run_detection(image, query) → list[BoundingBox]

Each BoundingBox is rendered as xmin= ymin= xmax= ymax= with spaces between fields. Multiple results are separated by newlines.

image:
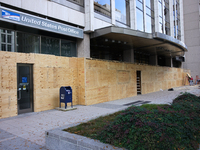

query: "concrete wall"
xmin=0 ymin=51 xmax=85 ymax=119
xmin=183 ymin=0 xmax=200 ymax=78
xmin=0 ymin=0 xmax=85 ymax=27
xmin=85 ymin=59 xmax=188 ymax=105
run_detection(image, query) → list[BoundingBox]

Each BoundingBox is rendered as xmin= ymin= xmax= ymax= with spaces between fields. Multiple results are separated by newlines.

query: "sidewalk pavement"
xmin=0 ymin=85 xmax=199 ymax=150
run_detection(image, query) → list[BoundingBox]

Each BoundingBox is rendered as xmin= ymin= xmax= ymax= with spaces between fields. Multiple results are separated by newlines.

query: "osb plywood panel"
xmin=85 ymin=59 xmax=187 ymax=105
xmin=78 ymin=86 xmax=86 ymax=105
xmin=117 ymin=70 xmax=130 ymax=84
xmin=86 ymin=59 xmax=108 ymax=70
xmin=0 ymin=66 xmax=17 ymax=91
xmin=0 ymin=52 xmax=16 ymax=66
xmin=86 ymin=69 xmax=98 ymax=87
xmin=130 ymin=70 xmax=136 ymax=84
xmin=0 ymin=90 xmax=17 ymax=118
xmin=86 ymin=86 xmax=109 ymax=105
xmin=126 ymin=84 xmax=137 ymax=98
xmin=109 ymin=62 xmax=125 ymax=70
xmin=77 ymin=58 xmax=86 ymax=105
xmin=97 ymin=69 xmax=117 ymax=86
xmin=0 ymin=51 xmax=85 ymax=118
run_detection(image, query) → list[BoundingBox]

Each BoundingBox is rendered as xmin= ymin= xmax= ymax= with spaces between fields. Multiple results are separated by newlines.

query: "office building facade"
xmin=0 ymin=0 xmax=188 ymax=118
xmin=183 ymin=0 xmax=200 ymax=79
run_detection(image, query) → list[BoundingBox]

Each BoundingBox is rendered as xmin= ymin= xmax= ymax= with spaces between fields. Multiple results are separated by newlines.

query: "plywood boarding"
xmin=85 ymin=59 xmax=187 ymax=105
xmin=0 ymin=51 xmax=85 ymax=118
xmin=77 ymin=58 xmax=86 ymax=105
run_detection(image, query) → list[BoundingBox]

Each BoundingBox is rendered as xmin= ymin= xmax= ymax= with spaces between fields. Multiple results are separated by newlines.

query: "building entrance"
xmin=17 ymin=64 xmax=33 ymax=114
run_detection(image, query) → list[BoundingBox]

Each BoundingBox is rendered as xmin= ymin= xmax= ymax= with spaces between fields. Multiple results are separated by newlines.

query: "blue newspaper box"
xmin=60 ymin=86 xmax=73 ymax=109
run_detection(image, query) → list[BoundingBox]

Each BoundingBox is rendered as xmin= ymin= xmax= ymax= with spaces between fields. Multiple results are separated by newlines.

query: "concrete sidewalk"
xmin=0 ymin=85 xmax=199 ymax=150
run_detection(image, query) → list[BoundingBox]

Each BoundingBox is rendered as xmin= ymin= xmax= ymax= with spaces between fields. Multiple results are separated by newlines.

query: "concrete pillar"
xmin=169 ymin=0 xmax=174 ymax=37
xmin=111 ymin=0 xmax=115 ymax=25
xmin=77 ymin=33 xmax=90 ymax=58
xmin=162 ymin=0 xmax=165 ymax=34
xmin=154 ymin=0 xmax=159 ymax=32
xmin=180 ymin=0 xmax=184 ymax=42
xmin=84 ymin=0 xmax=94 ymax=32
xmin=123 ymin=49 xmax=134 ymax=63
xmin=149 ymin=54 xmax=158 ymax=65
xmin=165 ymin=56 xmax=172 ymax=67
xmin=130 ymin=0 xmax=136 ymax=29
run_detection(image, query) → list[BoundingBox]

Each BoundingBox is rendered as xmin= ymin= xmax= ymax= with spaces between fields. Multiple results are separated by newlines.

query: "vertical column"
xmin=143 ymin=0 xmax=146 ymax=32
xmin=130 ymin=0 xmax=136 ymax=29
xmin=123 ymin=48 xmax=134 ymax=63
xmin=77 ymin=34 xmax=90 ymax=58
xmin=155 ymin=53 xmax=158 ymax=65
xmin=171 ymin=56 xmax=173 ymax=67
xmin=149 ymin=49 xmax=158 ymax=65
xmin=179 ymin=0 xmax=184 ymax=42
xmin=162 ymin=0 xmax=165 ymax=34
xmin=169 ymin=0 xmax=174 ymax=36
xmin=84 ymin=0 xmax=94 ymax=32
xmin=154 ymin=0 xmax=159 ymax=32
xmin=111 ymin=0 xmax=115 ymax=25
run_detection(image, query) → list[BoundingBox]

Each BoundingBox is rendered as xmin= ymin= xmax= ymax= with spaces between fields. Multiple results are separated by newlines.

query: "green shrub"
xmin=95 ymin=93 xmax=200 ymax=150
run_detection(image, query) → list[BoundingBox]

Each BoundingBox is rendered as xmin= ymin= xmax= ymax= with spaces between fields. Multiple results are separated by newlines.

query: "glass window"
xmin=7 ymin=45 xmax=12 ymax=51
xmin=164 ymin=0 xmax=170 ymax=35
xmin=158 ymin=2 xmax=162 ymax=17
xmin=137 ymin=9 xmax=144 ymax=31
xmin=41 ymin=37 xmax=60 ymax=56
xmin=146 ymin=0 xmax=151 ymax=8
xmin=94 ymin=0 xmax=111 ymax=18
xmin=0 ymin=29 xmax=14 ymax=52
xmin=115 ymin=0 xmax=130 ymax=25
xmin=136 ymin=0 xmax=143 ymax=10
xmin=1 ymin=34 xmax=6 ymax=43
xmin=146 ymin=0 xmax=154 ymax=33
xmin=17 ymin=32 xmax=40 ymax=53
xmin=146 ymin=15 xmax=152 ymax=33
xmin=136 ymin=0 xmax=144 ymax=31
xmin=67 ymin=0 xmax=84 ymax=7
xmin=61 ymin=40 xmax=77 ymax=57
xmin=1 ymin=44 xmax=6 ymax=51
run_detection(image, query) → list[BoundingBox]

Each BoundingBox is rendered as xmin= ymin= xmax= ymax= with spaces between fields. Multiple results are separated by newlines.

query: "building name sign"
xmin=1 ymin=8 xmax=83 ymax=39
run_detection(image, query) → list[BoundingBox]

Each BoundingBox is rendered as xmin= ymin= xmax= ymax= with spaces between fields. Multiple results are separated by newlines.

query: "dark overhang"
xmin=90 ymin=26 xmax=187 ymax=57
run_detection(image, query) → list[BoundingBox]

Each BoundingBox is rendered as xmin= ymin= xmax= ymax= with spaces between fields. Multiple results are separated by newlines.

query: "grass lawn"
xmin=64 ymin=93 xmax=200 ymax=150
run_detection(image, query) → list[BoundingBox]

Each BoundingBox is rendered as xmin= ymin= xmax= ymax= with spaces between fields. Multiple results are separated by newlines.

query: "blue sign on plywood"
xmin=2 ymin=9 xmax=20 ymax=22
xmin=22 ymin=77 xmax=27 ymax=83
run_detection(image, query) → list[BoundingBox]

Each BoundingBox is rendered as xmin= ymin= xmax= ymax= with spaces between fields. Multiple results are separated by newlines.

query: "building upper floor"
xmin=0 ymin=0 xmax=184 ymax=42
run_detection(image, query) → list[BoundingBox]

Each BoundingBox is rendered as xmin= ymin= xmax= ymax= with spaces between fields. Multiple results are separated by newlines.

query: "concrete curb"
xmin=45 ymin=107 xmax=129 ymax=150
xmin=45 ymin=124 xmax=125 ymax=150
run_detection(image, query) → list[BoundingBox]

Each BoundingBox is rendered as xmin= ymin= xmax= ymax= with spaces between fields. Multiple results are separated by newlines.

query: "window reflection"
xmin=164 ymin=0 xmax=170 ymax=35
xmin=115 ymin=0 xmax=130 ymax=25
xmin=67 ymin=0 xmax=84 ymax=6
xmin=136 ymin=0 xmax=144 ymax=31
xmin=146 ymin=0 xmax=154 ymax=33
xmin=17 ymin=32 xmax=40 ymax=53
xmin=176 ymin=0 xmax=181 ymax=40
xmin=41 ymin=37 xmax=60 ymax=56
xmin=61 ymin=40 xmax=76 ymax=57
xmin=94 ymin=0 xmax=111 ymax=18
